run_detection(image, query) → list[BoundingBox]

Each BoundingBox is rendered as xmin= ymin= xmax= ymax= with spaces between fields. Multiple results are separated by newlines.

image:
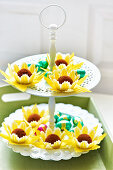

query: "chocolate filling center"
xmin=57 ymin=76 xmax=73 ymax=85
xmin=12 ymin=128 xmax=26 ymax=138
xmin=17 ymin=68 xmax=32 ymax=77
xmin=77 ymin=134 xmax=92 ymax=144
xmin=55 ymin=59 xmax=68 ymax=66
xmin=27 ymin=113 xmax=41 ymax=123
xmin=45 ymin=134 xmax=61 ymax=144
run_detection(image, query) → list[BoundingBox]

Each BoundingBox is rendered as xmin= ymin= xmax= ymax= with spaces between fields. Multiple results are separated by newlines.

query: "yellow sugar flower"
xmin=22 ymin=104 xmax=49 ymax=128
xmin=65 ymin=124 xmax=106 ymax=153
xmin=31 ymin=127 xmax=68 ymax=150
xmin=0 ymin=121 xmax=32 ymax=145
xmin=47 ymin=53 xmax=75 ymax=67
xmin=45 ymin=67 xmax=90 ymax=93
xmin=0 ymin=63 xmax=44 ymax=92
xmin=52 ymin=62 xmax=84 ymax=72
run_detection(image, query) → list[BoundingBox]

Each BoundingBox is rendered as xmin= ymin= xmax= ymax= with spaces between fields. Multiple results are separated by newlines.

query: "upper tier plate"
xmin=6 ymin=54 xmax=101 ymax=97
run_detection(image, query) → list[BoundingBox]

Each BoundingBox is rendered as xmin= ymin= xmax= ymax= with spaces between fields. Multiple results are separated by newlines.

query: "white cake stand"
xmin=2 ymin=5 xmax=102 ymax=160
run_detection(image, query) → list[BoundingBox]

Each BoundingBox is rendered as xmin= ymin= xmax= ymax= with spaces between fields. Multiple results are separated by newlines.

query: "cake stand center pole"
xmin=48 ymin=96 xmax=55 ymax=130
xmin=49 ymin=24 xmax=57 ymax=71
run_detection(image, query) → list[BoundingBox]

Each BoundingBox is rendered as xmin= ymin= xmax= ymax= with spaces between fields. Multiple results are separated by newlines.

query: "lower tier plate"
xmin=0 ymin=85 xmax=112 ymax=170
xmin=0 ymin=103 xmax=103 ymax=161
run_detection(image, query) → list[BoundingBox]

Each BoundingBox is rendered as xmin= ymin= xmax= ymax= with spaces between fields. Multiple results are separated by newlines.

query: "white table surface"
xmin=0 ymin=83 xmax=113 ymax=140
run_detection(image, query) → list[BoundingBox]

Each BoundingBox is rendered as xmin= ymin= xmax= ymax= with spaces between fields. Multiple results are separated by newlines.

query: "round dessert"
xmin=45 ymin=134 xmax=61 ymax=144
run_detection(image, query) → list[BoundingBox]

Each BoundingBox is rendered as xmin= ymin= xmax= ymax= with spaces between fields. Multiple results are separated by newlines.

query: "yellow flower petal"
xmin=8 ymin=64 xmax=14 ymax=78
xmin=13 ymin=64 xmax=19 ymax=73
xmin=74 ymin=127 xmax=81 ymax=138
xmin=47 ymin=53 xmax=50 ymax=64
xmin=93 ymin=125 xmax=98 ymax=133
xmin=77 ymin=75 xmax=88 ymax=86
xmin=77 ymin=122 xmax=82 ymax=130
xmin=29 ymin=74 xmax=35 ymax=83
xmin=26 ymin=127 xmax=32 ymax=136
xmin=89 ymin=129 xmax=95 ymax=140
xmin=53 ymin=141 xmax=61 ymax=149
xmin=3 ymin=123 xmax=10 ymax=136
xmin=71 ymin=81 xmax=77 ymax=89
xmin=21 ymin=63 xmax=28 ymax=69
xmin=56 ymin=54 xmax=62 ymax=60
xmin=70 ymin=52 xmax=74 ymax=59
xmin=61 ymin=131 xmax=66 ymax=140
xmin=54 ymin=128 xmax=61 ymax=136
xmin=32 ymin=104 xmax=39 ymax=114
xmin=90 ymin=144 xmax=100 ymax=150
xmin=40 ymin=110 xmax=45 ymax=117
xmin=60 ymin=82 xmax=70 ymax=91
xmin=65 ymin=55 xmax=70 ymax=64
xmin=69 ymin=70 xmax=75 ymax=81
xmin=82 ymin=126 xmax=88 ymax=134
xmin=13 ymin=73 xmax=21 ymax=83
xmin=45 ymin=77 xmax=53 ymax=87
xmin=0 ymin=70 xmax=10 ymax=80
xmin=54 ymin=70 xmax=60 ymax=80
xmin=58 ymin=64 xmax=66 ymax=70
xmin=40 ymin=131 xmax=45 ymax=141
xmin=73 ymin=84 xmax=91 ymax=93
xmin=74 ymin=145 xmax=89 ymax=153
xmin=10 ymin=82 xmax=28 ymax=92
xmin=73 ymin=62 xmax=84 ymax=70
xmin=46 ymin=128 xmax=52 ymax=137
xmin=88 ymin=142 xmax=95 ymax=148
xmin=52 ymin=80 xmax=60 ymax=91
xmin=33 ymin=72 xmax=44 ymax=84
xmin=0 ymin=133 xmax=10 ymax=140
xmin=65 ymin=129 xmax=73 ymax=139
xmin=27 ymin=109 xmax=32 ymax=118
xmin=29 ymin=64 xmax=35 ymax=73
xmin=20 ymin=122 xmax=26 ymax=131
xmin=95 ymin=133 xmax=106 ymax=144
xmin=21 ymin=75 xmax=29 ymax=84
xmin=52 ymin=65 xmax=57 ymax=71
xmin=80 ymin=141 xmax=88 ymax=149
xmin=7 ymin=125 xmax=11 ymax=133
xmin=61 ymin=68 xmax=67 ymax=76
xmin=12 ymin=121 xmax=18 ymax=130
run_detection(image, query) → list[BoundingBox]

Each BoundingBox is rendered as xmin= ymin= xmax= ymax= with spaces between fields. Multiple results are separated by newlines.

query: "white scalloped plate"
xmin=0 ymin=103 xmax=103 ymax=161
xmin=6 ymin=53 xmax=101 ymax=97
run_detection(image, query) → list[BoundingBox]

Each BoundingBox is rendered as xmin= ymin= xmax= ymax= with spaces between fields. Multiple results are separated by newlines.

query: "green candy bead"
xmin=57 ymin=114 xmax=71 ymax=122
xmin=44 ymin=71 xmax=52 ymax=78
xmin=77 ymin=69 xmax=86 ymax=78
xmin=27 ymin=64 xmax=31 ymax=67
xmin=38 ymin=61 xmax=48 ymax=69
xmin=69 ymin=128 xmax=74 ymax=132
xmin=35 ymin=64 xmax=39 ymax=68
xmin=54 ymin=112 xmax=63 ymax=123
xmin=72 ymin=116 xmax=84 ymax=127
xmin=55 ymin=120 xmax=72 ymax=130
xmin=36 ymin=60 xmax=48 ymax=73
xmin=37 ymin=67 xmax=44 ymax=72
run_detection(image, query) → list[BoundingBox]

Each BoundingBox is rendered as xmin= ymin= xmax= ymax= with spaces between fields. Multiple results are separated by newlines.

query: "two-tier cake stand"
xmin=0 ymin=5 xmax=102 ymax=161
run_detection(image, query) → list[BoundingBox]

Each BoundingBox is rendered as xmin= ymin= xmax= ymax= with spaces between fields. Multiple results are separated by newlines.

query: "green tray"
xmin=0 ymin=85 xmax=113 ymax=170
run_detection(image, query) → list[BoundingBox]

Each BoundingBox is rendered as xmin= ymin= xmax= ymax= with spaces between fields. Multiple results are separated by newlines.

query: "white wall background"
xmin=0 ymin=0 xmax=113 ymax=94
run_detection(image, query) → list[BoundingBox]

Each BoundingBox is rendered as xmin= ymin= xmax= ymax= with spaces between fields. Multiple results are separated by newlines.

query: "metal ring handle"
xmin=39 ymin=4 xmax=66 ymax=29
